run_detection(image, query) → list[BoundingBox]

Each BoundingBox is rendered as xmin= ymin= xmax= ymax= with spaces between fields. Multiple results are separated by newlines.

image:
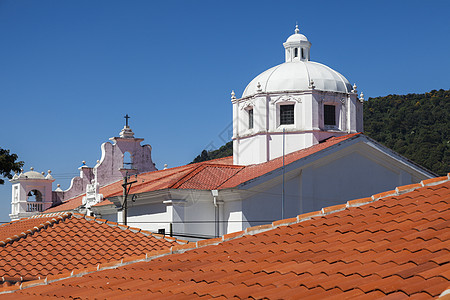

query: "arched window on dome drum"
xmin=294 ymin=48 xmax=298 ymax=58
xmin=301 ymin=48 xmax=305 ymax=59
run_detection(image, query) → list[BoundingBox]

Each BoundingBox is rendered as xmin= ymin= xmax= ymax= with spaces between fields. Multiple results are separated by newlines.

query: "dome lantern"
xmin=283 ymin=25 xmax=311 ymax=62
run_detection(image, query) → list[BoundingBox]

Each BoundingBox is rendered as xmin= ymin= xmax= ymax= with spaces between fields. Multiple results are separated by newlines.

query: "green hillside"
xmin=192 ymin=89 xmax=450 ymax=176
xmin=364 ymin=89 xmax=449 ymax=176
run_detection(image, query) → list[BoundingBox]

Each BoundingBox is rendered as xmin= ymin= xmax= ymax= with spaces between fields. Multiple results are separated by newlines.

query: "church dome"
xmin=21 ymin=168 xmax=46 ymax=180
xmin=241 ymin=26 xmax=352 ymax=98
xmin=285 ymin=32 xmax=308 ymax=43
xmin=242 ymin=61 xmax=352 ymax=97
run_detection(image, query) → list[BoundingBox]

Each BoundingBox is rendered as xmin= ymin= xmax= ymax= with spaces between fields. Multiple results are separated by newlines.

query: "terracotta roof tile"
xmin=0 ymin=213 xmax=186 ymax=284
xmin=2 ymin=178 xmax=450 ymax=299
xmin=4 ymin=175 xmax=449 ymax=299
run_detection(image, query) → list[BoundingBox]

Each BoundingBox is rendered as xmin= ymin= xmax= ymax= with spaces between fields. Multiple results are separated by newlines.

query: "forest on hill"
xmin=191 ymin=89 xmax=449 ymax=176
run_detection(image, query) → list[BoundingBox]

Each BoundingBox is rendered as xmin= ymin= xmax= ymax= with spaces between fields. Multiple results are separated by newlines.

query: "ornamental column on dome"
xmin=232 ymin=25 xmax=363 ymax=166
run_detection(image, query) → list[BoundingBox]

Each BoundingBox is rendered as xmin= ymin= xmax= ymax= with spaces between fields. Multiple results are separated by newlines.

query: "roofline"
xmin=363 ymin=135 xmax=438 ymax=177
xmin=0 ymin=212 xmax=188 ymax=250
xmin=3 ymin=173 xmax=448 ymax=294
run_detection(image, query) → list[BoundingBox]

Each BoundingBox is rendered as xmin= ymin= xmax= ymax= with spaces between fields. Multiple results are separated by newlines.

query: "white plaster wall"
xmin=241 ymin=175 xmax=302 ymax=228
xmin=126 ymin=202 xmax=172 ymax=233
xmin=301 ymin=151 xmax=420 ymax=213
xmin=182 ymin=200 xmax=217 ymax=239
xmin=224 ymin=199 xmax=243 ymax=234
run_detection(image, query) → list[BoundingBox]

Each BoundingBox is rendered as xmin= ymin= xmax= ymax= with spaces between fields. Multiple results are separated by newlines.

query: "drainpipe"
xmin=211 ymin=190 xmax=219 ymax=237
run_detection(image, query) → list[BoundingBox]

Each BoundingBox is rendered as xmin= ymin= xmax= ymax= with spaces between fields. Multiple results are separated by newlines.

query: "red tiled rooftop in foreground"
xmin=3 ymin=174 xmax=449 ymax=298
xmin=0 ymin=213 xmax=186 ymax=284
xmin=45 ymin=133 xmax=362 ymax=212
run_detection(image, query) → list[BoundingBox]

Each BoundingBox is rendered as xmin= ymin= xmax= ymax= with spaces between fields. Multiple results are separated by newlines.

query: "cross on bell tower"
xmin=119 ymin=114 xmax=134 ymax=138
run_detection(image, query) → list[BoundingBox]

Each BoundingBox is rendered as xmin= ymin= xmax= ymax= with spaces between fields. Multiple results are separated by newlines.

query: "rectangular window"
xmin=280 ymin=104 xmax=294 ymax=125
xmin=324 ymin=105 xmax=336 ymax=126
xmin=158 ymin=228 xmax=165 ymax=235
xmin=248 ymin=109 xmax=254 ymax=129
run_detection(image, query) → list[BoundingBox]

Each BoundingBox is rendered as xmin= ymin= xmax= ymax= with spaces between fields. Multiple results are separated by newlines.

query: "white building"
xmin=15 ymin=26 xmax=436 ymax=240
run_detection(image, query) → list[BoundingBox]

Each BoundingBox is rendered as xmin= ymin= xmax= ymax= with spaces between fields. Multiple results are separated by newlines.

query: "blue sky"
xmin=1 ymin=0 xmax=449 ymax=222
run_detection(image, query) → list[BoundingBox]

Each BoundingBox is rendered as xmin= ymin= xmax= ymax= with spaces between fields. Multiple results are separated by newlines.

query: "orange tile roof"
xmin=45 ymin=133 xmax=363 ymax=213
xmin=44 ymin=156 xmax=237 ymax=212
xmin=0 ymin=213 xmax=186 ymax=285
xmin=4 ymin=174 xmax=449 ymax=298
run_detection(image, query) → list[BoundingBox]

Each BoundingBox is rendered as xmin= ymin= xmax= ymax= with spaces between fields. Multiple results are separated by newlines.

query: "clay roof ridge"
xmin=2 ymin=173 xmax=448 ymax=295
xmin=103 ymin=165 xmax=199 ymax=198
xmin=169 ymin=164 xmax=211 ymax=189
xmin=70 ymin=213 xmax=189 ymax=245
xmin=172 ymin=164 xmax=245 ymax=190
xmin=216 ymin=167 xmax=247 ymax=189
xmin=0 ymin=213 xmax=72 ymax=247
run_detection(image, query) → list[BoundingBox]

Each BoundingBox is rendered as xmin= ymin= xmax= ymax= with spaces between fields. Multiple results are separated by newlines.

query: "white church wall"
xmin=300 ymin=149 xmax=422 ymax=213
xmin=126 ymin=202 xmax=172 ymax=233
xmin=241 ymin=175 xmax=302 ymax=228
xmin=224 ymin=199 xmax=243 ymax=234
xmin=182 ymin=200 xmax=217 ymax=239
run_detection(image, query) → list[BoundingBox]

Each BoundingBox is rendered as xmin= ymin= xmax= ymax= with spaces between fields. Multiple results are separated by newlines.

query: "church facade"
xmin=10 ymin=26 xmax=435 ymax=240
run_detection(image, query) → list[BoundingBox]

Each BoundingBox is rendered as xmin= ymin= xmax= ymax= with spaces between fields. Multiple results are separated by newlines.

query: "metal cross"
xmin=124 ymin=114 xmax=130 ymax=127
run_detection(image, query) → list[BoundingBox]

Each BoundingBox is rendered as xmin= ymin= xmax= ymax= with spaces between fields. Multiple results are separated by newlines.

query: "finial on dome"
xmin=257 ymin=82 xmax=262 ymax=92
xmin=48 ymin=170 xmax=51 ymax=174
xmin=231 ymin=90 xmax=236 ymax=100
xmin=30 ymin=167 xmax=34 ymax=171
xmin=359 ymin=92 xmax=365 ymax=102
xmin=82 ymin=161 xmax=86 ymax=165
xmin=352 ymin=83 xmax=357 ymax=93
xmin=164 ymin=164 xmax=168 ymax=170
xmin=295 ymin=24 xmax=299 ymax=34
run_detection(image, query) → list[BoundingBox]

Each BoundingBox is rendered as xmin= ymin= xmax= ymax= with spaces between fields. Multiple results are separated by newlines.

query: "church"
xmin=10 ymin=26 xmax=435 ymax=240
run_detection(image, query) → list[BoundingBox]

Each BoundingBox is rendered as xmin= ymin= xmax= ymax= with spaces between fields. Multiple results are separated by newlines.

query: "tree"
xmin=0 ymin=148 xmax=24 ymax=184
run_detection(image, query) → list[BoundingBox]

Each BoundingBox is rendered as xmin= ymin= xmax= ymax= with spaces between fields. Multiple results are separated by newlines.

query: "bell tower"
xmin=10 ymin=168 xmax=55 ymax=220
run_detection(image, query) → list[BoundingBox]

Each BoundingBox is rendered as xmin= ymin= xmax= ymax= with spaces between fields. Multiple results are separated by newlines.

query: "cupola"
xmin=283 ymin=25 xmax=311 ymax=62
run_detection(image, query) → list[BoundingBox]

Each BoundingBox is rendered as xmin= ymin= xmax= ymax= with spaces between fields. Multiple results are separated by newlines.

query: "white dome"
xmin=285 ymin=33 xmax=308 ymax=43
xmin=242 ymin=61 xmax=352 ymax=98
xmin=22 ymin=170 xmax=45 ymax=180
